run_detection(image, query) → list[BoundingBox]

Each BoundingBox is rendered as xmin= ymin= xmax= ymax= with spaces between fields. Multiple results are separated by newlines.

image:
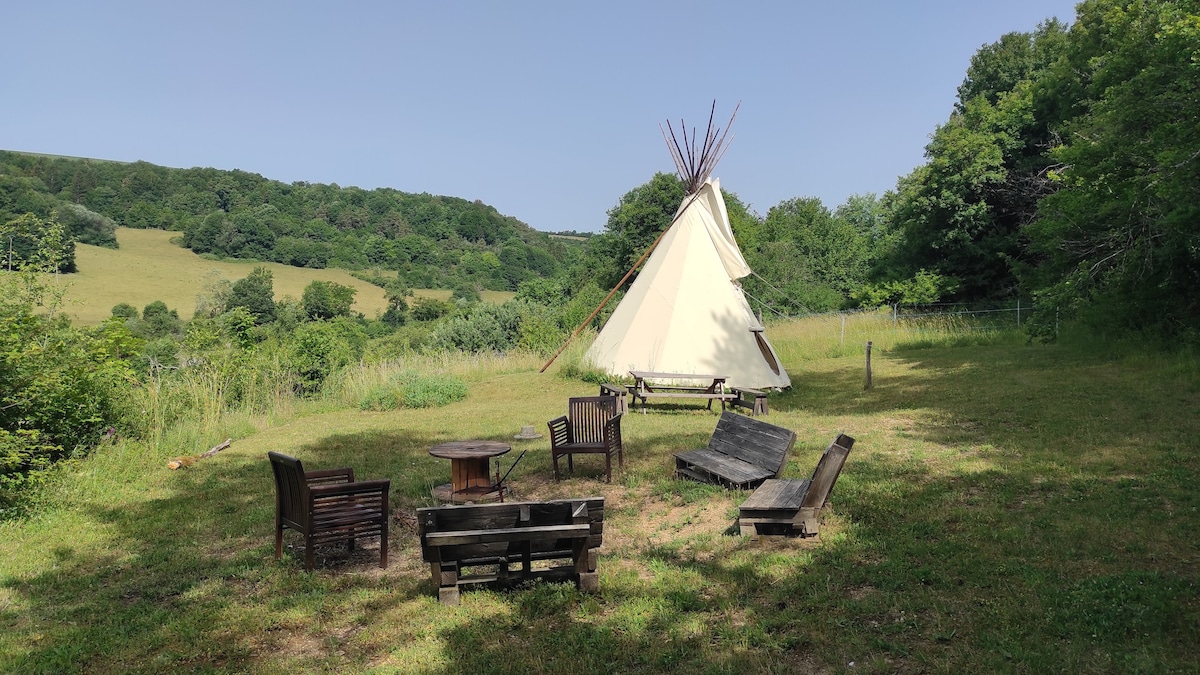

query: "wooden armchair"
xmin=268 ymin=451 xmax=390 ymax=571
xmin=548 ymin=395 xmax=623 ymax=482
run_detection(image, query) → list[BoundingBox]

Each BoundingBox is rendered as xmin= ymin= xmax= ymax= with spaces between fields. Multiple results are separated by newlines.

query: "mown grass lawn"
xmin=1 ymin=335 xmax=1198 ymax=673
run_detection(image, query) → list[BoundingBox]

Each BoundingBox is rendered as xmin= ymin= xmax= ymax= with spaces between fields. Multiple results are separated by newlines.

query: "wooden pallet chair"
xmin=268 ymin=451 xmax=390 ymax=571
xmin=673 ymin=411 xmax=796 ymax=490
xmin=737 ymin=433 xmax=854 ymax=537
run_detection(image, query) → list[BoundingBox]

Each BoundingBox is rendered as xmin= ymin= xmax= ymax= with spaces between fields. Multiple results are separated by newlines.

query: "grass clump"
xmin=358 ymin=370 xmax=468 ymax=411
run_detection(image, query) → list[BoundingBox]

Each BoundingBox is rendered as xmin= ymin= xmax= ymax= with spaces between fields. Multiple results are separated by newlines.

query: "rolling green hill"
xmin=66 ymin=228 xmax=513 ymax=324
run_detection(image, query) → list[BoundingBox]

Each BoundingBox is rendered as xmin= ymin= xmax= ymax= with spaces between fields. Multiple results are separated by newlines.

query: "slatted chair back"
xmin=269 ymin=451 xmax=309 ymax=530
xmin=707 ymin=411 xmax=797 ymax=479
xmin=567 ymin=396 xmax=618 ymax=444
xmin=800 ymin=433 xmax=855 ymax=509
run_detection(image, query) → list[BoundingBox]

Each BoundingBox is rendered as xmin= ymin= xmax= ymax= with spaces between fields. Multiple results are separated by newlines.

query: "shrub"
xmin=401 ymin=375 xmax=468 ymax=408
xmin=411 ymin=297 xmax=449 ymax=322
xmin=301 ymin=280 xmax=357 ymax=320
xmin=289 ymin=318 xmax=367 ymax=394
xmin=358 ymin=371 xmax=467 ymax=411
xmin=0 ymin=429 xmax=60 ymax=513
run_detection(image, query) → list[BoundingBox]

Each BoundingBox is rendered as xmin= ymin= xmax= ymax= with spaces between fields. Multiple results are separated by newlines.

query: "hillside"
xmin=0 ymin=149 xmax=577 ymax=294
xmin=68 ymin=228 xmax=514 ymax=324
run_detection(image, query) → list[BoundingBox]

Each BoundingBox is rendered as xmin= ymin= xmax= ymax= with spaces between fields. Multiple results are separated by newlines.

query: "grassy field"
xmin=67 ymin=228 xmax=516 ymax=324
xmin=1 ymin=319 xmax=1198 ymax=673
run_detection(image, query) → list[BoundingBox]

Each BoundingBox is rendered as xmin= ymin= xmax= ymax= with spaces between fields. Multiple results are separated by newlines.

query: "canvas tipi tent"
xmin=584 ymin=107 xmax=790 ymax=390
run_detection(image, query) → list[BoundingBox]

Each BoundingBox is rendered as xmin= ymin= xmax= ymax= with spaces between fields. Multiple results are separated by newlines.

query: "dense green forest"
xmin=2 ymin=0 xmax=1198 ymax=510
xmin=0 ymin=151 xmax=570 ymax=293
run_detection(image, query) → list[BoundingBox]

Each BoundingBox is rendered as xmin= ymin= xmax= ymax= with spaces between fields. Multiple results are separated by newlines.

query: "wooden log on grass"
xmin=167 ymin=438 xmax=232 ymax=470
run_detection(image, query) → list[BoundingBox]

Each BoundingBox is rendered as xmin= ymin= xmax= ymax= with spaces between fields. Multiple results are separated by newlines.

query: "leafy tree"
xmin=381 ymin=278 xmax=413 ymax=327
xmin=0 ymin=233 xmax=134 ymax=509
xmin=881 ymin=22 xmax=1069 ymax=304
xmin=1 ymin=213 xmax=75 ymax=273
xmin=450 ymin=283 xmax=481 ymax=304
xmin=289 ymin=318 xmax=367 ymax=393
xmin=745 ymin=197 xmax=870 ymax=312
xmin=225 ymin=266 xmax=276 ymax=324
xmin=56 ymin=203 xmax=118 ymax=248
xmin=139 ymin=300 xmax=182 ymax=338
xmin=411 ymin=297 xmax=449 ymax=322
xmin=1024 ymin=0 xmax=1200 ymax=338
xmin=301 ymin=280 xmax=356 ymax=321
xmin=515 ymin=277 xmax=564 ymax=306
xmin=597 ymin=172 xmax=686 ymax=289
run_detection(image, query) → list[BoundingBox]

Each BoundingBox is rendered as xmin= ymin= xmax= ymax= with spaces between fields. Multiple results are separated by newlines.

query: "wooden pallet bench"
xmin=673 ymin=412 xmax=797 ymax=490
xmin=730 ymin=387 xmax=769 ymax=416
xmin=738 ymin=433 xmax=854 ymax=537
xmin=417 ymin=498 xmax=604 ymax=605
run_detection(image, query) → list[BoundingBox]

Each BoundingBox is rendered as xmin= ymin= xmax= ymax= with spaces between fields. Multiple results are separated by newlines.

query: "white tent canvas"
xmin=585 ymin=178 xmax=791 ymax=390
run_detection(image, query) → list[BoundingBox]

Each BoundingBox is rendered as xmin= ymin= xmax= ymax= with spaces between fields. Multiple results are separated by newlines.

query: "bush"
xmin=0 ymin=429 xmax=60 ymax=513
xmin=289 ymin=318 xmax=367 ymax=394
xmin=359 ymin=371 xmax=467 ymax=411
xmin=429 ymin=302 xmax=526 ymax=353
xmin=411 ymin=297 xmax=450 ymax=322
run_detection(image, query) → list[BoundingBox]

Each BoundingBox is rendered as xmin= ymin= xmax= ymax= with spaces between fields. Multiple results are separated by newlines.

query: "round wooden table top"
xmin=428 ymin=440 xmax=511 ymax=460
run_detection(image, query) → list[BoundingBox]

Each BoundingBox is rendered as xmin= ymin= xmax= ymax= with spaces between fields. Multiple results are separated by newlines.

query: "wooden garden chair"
xmin=268 ymin=451 xmax=390 ymax=571
xmin=547 ymin=395 xmax=623 ymax=482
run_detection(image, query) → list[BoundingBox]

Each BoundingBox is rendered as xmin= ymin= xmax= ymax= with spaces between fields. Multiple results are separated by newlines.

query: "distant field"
xmin=66 ymin=228 xmax=514 ymax=324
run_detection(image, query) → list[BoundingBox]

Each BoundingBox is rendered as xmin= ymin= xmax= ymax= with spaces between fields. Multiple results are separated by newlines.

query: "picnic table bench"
xmin=598 ymin=383 xmax=628 ymax=414
xmin=673 ymin=411 xmax=797 ymax=489
xmin=628 ymin=370 xmax=737 ymax=413
xmin=738 ymin=433 xmax=854 ymax=537
xmin=417 ymin=497 xmax=604 ymax=605
xmin=729 ymin=387 xmax=769 ymax=416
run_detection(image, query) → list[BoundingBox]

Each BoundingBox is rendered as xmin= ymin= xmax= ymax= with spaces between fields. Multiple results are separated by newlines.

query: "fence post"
xmin=1016 ymin=298 xmax=1021 ymax=327
xmin=892 ymin=304 xmax=898 ymax=327
xmin=840 ymin=314 xmax=845 ymax=347
xmin=865 ymin=341 xmax=873 ymax=390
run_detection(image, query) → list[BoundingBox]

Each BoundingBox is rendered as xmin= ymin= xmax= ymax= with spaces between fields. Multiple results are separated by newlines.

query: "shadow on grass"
xmin=430 ymin=444 xmax=1200 ymax=673
xmin=5 ymin=345 xmax=1199 ymax=672
xmin=2 ymin=428 xmax=451 ymax=672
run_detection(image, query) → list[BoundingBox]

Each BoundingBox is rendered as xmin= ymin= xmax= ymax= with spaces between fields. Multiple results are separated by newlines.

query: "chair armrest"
xmin=548 ymin=416 xmax=571 ymax=447
xmin=602 ymin=413 xmax=623 ymax=450
xmin=309 ymin=478 xmax=390 ymax=498
xmin=305 ymin=467 xmax=355 ymax=485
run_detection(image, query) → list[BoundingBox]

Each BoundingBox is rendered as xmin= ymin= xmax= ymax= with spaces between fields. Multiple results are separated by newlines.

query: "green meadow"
xmin=1 ymin=315 xmax=1197 ymax=674
xmin=67 ymin=228 xmax=515 ymax=324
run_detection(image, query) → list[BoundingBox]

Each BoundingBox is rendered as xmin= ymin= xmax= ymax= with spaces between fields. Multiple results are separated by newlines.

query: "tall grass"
xmin=768 ymin=308 xmax=1026 ymax=363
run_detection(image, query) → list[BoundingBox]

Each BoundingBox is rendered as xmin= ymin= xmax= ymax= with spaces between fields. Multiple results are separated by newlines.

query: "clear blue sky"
xmin=3 ymin=1 xmax=1077 ymax=233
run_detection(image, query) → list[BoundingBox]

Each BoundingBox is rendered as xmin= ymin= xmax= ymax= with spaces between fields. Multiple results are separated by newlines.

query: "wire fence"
xmin=760 ymin=300 xmax=1047 ymax=362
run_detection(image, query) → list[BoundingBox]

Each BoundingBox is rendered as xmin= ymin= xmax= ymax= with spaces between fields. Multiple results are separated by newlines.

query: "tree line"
xmin=0 ymin=151 xmax=570 ymax=294
xmin=592 ymin=0 xmax=1198 ymax=341
xmin=1 ymin=0 xmax=1196 ymax=511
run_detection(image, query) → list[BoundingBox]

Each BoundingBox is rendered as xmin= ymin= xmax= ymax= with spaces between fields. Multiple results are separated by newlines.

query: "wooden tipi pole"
xmin=539 ymin=101 xmax=738 ymax=374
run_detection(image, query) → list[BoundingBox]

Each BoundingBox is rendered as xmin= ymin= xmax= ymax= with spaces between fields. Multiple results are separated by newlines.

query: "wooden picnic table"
xmin=627 ymin=370 xmax=735 ymax=412
xmin=429 ymin=440 xmax=510 ymax=503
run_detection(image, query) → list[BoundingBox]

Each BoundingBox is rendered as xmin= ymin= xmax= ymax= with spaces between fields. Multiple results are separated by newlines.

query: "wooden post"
xmin=865 ymin=341 xmax=873 ymax=390
xmin=840 ymin=314 xmax=845 ymax=346
xmin=1016 ymin=298 xmax=1021 ymax=327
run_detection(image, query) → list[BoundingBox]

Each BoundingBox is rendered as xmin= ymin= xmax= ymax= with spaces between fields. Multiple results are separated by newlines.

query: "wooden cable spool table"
xmin=429 ymin=440 xmax=511 ymax=503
